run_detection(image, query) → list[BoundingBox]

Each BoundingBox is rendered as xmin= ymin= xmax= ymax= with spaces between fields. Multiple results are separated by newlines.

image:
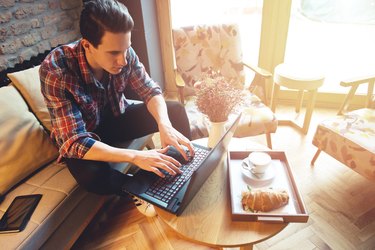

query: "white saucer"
xmin=241 ymin=162 xmax=275 ymax=183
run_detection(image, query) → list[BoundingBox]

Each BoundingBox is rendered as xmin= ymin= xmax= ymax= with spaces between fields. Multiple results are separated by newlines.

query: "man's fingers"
xmin=161 ymin=154 xmax=182 ymax=168
xmin=157 ymin=147 xmax=182 ymax=168
xmin=177 ymin=138 xmax=195 ymax=158
xmin=158 ymin=146 xmax=170 ymax=154
xmin=149 ymin=156 xmax=182 ymax=176
xmin=159 ymin=160 xmax=182 ymax=175
xmin=151 ymin=167 xmax=165 ymax=178
xmin=154 ymin=162 xmax=178 ymax=176
xmin=181 ymin=140 xmax=195 ymax=157
xmin=171 ymin=143 xmax=188 ymax=161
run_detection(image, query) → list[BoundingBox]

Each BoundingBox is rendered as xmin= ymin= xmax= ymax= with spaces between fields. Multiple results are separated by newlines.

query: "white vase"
xmin=207 ymin=120 xmax=227 ymax=148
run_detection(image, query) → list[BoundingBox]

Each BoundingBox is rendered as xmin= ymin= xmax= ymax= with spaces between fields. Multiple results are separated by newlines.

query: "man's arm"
xmin=83 ymin=94 xmax=193 ymax=175
xmin=123 ymin=48 xmax=193 ymax=156
xmin=145 ymin=95 xmax=194 ymax=159
xmin=82 ymin=140 xmax=181 ymax=177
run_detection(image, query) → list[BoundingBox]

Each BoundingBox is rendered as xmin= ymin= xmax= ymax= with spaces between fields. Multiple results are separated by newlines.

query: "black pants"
xmin=65 ymin=101 xmax=191 ymax=195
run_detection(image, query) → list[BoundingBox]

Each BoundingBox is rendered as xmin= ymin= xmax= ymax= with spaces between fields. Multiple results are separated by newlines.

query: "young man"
xmin=40 ymin=0 xmax=194 ymax=216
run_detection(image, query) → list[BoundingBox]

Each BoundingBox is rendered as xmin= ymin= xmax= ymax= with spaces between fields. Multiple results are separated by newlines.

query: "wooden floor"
xmin=72 ymin=105 xmax=375 ymax=250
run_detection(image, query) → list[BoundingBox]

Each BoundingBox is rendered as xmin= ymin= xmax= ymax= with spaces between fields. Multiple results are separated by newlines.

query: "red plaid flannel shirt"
xmin=40 ymin=40 xmax=162 ymax=160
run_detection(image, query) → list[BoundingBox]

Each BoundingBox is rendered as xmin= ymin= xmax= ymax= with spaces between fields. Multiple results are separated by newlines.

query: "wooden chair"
xmin=311 ymin=75 xmax=375 ymax=180
xmin=172 ymin=24 xmax=277 ymax=148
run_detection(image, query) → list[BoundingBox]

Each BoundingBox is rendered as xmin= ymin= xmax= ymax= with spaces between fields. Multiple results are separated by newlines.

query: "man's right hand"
xmin=132 ymin=147 xmax=183 ymax=178
xmin=83 ymin=141 xmax=182 ymax=178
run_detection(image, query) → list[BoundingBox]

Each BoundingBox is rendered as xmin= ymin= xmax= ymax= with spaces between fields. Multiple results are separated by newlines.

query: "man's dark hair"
xmin=80 ymin=0 xmax=134 ymax=47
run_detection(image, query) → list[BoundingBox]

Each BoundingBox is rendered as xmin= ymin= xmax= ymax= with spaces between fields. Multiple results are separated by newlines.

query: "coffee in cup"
xmin=243 ymin=152 xmax=272 ymax=174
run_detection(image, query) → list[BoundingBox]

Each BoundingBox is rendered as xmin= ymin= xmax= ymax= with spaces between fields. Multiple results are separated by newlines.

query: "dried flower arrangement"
xmin=194 ymin=70 xmax=246 ymax=123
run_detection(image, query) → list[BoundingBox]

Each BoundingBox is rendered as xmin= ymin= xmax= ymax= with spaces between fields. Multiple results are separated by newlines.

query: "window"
xmin=285 ymin=0 xmax=375 ymax=94
xmin=169 ymin=0 xmax=375 ymax=98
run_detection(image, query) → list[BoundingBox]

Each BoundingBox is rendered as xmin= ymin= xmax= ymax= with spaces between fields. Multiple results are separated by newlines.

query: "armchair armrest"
xmin=175 ymin=70 xmax=186 ymax=104
xmin=243 ymin=62 xmax=272 ymax=79
xmin=338 ymin=74 xmax=375 ymax=115
xmin=243 ymin=61 xmax=272 ymax=105
xmin=175 ymin=70 xmax=185 ymax=88
xmin=340 ymin=74 xmax=375 ymax=87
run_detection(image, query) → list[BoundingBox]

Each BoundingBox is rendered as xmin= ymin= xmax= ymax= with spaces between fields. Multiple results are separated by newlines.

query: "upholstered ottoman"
xmin=312 ymin=108 xmax=375 ymax=180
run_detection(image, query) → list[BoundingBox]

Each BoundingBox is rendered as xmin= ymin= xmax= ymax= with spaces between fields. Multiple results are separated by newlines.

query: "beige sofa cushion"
xmin=7 ymin=66 xmax=52 ymax=132
xmin=0 ymin=160 xmax=82 ymax=249
xmin=0 ymin=86 xmax=58 ymax=195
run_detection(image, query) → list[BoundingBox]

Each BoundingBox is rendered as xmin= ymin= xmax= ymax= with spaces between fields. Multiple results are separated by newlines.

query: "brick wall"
xmin=0 ymin=0 xmax=82 ymax=71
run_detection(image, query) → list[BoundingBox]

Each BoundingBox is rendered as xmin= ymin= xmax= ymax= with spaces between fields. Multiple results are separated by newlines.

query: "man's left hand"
xmin=158 ymin=123 xmax=195 ymax=161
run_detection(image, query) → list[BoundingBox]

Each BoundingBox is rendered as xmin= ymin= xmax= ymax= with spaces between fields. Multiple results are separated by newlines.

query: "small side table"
xmin=271 ymin=63 xmax=325 ymax=134
xmin=155 ymin=138 xmax=287 ymax=250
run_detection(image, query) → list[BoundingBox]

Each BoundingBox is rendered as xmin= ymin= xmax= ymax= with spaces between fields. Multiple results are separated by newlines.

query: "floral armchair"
xmin=311 ymin=75 xmax=375 ymax=180
xmin=172 ymin=24 xmax=277 ymax=148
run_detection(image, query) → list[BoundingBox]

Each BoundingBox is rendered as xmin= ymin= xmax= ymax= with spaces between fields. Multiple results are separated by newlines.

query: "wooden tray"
xmin=228 ymin=151 xmax=309 ymax=223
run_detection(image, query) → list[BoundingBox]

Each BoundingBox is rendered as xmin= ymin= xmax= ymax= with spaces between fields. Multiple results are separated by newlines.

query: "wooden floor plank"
xmin=308 ymin=234 xmax=332 ymax=250
xmin=267 ymin=226 xmax=316 ymax=250
xmin=358 ymin=219 xmax=375 ymax=242
xmin=309 ymin=208 xmax=358 ymax=249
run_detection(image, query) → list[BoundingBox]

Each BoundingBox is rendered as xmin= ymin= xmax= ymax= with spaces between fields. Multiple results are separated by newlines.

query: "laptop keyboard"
xmin=145 ymin=146 xmax=210 ymax=203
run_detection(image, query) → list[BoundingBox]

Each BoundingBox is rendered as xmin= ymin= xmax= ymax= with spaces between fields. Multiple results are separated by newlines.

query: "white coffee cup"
xmin=243 ymin=152 xmax=272 ymax=174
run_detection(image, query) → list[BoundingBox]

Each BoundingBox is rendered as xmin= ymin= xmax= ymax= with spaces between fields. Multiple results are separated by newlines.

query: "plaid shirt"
xmin=40 ymin=39 xmax=162 ymax=160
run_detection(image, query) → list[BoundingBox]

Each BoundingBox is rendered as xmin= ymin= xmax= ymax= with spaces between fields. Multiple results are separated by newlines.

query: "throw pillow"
xmin=8 ymin=66 xmax=52 ymax=132
xmin=0 ymin=86 xmax=58 ymax=195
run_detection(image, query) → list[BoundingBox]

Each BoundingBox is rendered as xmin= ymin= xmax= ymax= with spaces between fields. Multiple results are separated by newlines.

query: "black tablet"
xmin=0 ymin=194 xmax=42 ymax=233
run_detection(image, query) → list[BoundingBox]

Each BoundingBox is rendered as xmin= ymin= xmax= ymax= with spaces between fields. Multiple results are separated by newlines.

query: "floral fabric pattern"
xmin=172 ymin=24 xmax=277 ymax=140
xmin=312 ymin=108 xmax=375 ymax=180
xmin=173 ymin=24 xmax=245 ymax=96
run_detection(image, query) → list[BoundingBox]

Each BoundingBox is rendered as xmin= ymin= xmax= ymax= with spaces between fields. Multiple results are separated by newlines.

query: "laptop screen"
xmin=175 ymin=113 xmax=241 ymax=214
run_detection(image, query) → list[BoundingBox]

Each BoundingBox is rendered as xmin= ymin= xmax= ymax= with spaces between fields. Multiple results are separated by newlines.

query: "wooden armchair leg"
xmin=266 ymin=133 xmax=272 ymax=149
xmin=311 ymin=149 xmax=321 ymax=166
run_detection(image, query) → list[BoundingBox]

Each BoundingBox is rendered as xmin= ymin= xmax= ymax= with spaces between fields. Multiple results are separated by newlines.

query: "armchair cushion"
xmin=312 ymin=108 xmax=375 ymax=180
xmin=234 ymin=95 xmax=277 ymax=137
xmin=185 ymin=94 xmax=277 ymax=140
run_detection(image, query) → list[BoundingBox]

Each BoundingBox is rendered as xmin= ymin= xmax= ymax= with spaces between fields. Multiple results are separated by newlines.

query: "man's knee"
xmin=166 ymin=100 xmax=185 ymax=113
xmin=65 ymin=158 xmax=119 ymax=195
xmin=166 ymin=101 xmax=191 ymax=139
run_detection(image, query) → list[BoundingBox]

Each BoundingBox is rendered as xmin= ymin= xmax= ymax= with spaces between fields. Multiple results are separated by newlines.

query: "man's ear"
xmin=81 ymin=39 xmax=92 ymax=52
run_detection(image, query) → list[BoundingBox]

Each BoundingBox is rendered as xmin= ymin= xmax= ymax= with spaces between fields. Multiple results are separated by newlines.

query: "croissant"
xmin=241 ymin=188 xmax=289 ymax=212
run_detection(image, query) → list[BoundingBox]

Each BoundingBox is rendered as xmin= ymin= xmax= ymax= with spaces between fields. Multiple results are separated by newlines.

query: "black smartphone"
xmin=0 ymin=194 xmax=42 ymax=233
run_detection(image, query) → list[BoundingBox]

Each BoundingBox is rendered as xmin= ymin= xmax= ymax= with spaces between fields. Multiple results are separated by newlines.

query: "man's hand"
xmin=82 ymin=141 xmax=185 ymax=178
xmin=158 ymin=122 xmax=195 ymax=161
xmin=145 ymin=95 xmax=195 ymax=161
xmin=132 ymin=147 xmax=183 ymax=178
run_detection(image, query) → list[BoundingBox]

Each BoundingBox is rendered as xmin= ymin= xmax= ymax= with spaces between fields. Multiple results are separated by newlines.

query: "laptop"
xmin=122 ymin=113 xmax=241 ymax=215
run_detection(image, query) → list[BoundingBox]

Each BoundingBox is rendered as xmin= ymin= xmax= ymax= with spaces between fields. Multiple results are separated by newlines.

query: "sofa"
xmin=0 ymin=66 xmax=152 ymax=249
